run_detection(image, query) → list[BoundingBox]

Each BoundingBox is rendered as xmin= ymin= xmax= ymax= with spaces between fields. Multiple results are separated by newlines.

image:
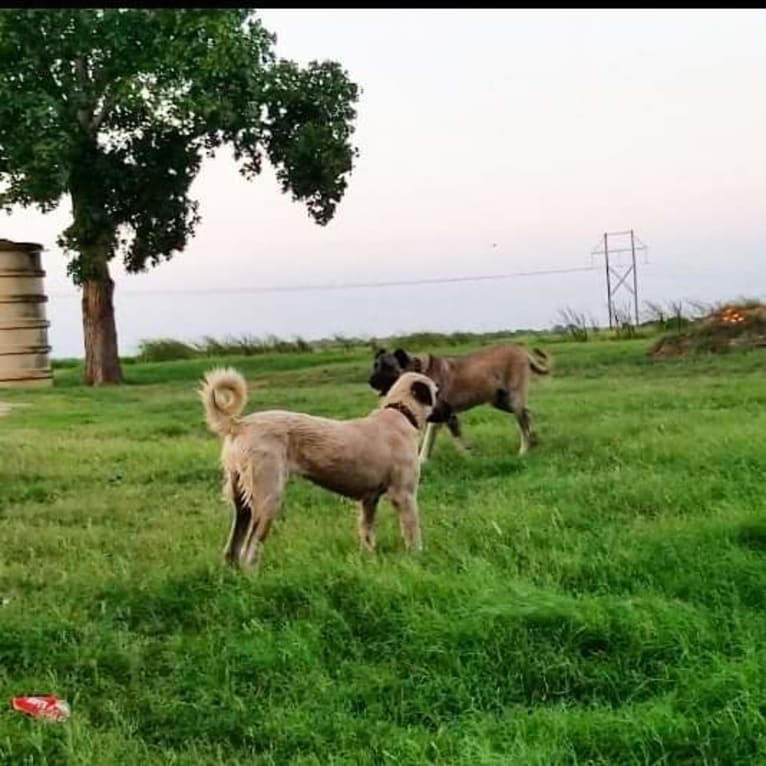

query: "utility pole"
xmin=630 ymin=229 xmax=639 ymax=329
xmin=603 ymin=232 xmax=612 ymax=329
xmin=591 ymin=230 xmax=648 ymax=328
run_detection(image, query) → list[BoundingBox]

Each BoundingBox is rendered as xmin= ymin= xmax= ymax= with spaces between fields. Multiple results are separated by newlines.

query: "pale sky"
xmin=3 ymin=10 xmax=766 ymax=357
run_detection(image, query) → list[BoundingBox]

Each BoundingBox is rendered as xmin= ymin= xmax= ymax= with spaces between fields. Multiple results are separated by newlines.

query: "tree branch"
xmin=74 ymin=54 xmax=91 ymax=88
xmin=74 ymin=54 xmax=95 ymax=133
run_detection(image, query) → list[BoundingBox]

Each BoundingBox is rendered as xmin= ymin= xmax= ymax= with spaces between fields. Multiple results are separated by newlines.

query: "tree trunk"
xmin=82 ymin=267 xmax=123 ymax=385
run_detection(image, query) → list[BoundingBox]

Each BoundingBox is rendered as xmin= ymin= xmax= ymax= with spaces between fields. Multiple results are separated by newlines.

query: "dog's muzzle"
xmin=427 ymin=399 xmax=453 ymax=424
xmin=368 ymin=373 xmax=394 ymax=394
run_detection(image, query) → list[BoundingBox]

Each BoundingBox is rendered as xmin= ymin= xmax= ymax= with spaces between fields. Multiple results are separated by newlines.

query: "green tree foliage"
xmin=0 ymin=9 xmax=359 ymax=383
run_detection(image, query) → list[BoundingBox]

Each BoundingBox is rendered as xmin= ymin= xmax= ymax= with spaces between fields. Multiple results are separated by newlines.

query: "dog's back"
xmin=201 ymin=368 xmax=429 ymax=502
xmin=429 ymin=343 xmax=548 ymax=411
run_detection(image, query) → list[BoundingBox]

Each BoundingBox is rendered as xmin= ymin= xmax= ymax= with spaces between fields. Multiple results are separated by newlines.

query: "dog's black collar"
xmin=385 ymin=402 xmax=419 ymax=430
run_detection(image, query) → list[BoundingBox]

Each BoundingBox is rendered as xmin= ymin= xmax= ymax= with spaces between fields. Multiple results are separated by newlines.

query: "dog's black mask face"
xmin=427 ymin=398 xmax=454 ymax=424
xmin=368 ymin=348 xmax=411 ymax=395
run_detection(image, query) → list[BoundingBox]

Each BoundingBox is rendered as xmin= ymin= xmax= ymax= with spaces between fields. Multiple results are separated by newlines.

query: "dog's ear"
xmin=374 ymin=348 xmax=386 ymax=359
xmin=394 ymin=348 xmax=411 ymax=368
xmin=410 ymin=380 xmax=434 ymax=407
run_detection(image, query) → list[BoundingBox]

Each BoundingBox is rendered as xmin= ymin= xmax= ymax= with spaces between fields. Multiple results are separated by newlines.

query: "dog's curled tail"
xmin=200 ymin=367 xmax=248 ymax=438
xmin=528 ymin=347 xmax=552 ymax=376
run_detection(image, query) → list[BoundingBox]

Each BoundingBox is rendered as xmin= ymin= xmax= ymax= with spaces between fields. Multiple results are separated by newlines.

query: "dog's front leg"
xmin=358 ymin=495 xmax=380 ymax=552
xmin=388 ymin=490 xmax=423 ymax=553
xmin=446 ymin=413 xmax=473 ymax=454
xmin=418 ymin=422 xmax=440 ymax=465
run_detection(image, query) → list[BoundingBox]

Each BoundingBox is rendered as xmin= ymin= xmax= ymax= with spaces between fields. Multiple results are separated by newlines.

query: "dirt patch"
xmin=650 ymin=302 xmax=766 ymax=359
xmin=0 ymin=401 xmax=31 ymax=418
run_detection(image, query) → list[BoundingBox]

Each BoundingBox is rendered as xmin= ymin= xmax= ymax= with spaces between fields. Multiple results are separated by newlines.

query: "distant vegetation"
xmin=137 ymin=336 xmax=314 ymax=363
xmin=651 ymin=299 xmax=766 ymax=357
xmin=48 ymin=297 xmax=765 ymax=368
xmin=134 ymin=329 xmax=547 ymax=363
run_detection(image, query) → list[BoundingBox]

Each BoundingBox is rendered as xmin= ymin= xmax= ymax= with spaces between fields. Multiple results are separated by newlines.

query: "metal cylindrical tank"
xmin=0 ymin=239 xmax=53 ymax=387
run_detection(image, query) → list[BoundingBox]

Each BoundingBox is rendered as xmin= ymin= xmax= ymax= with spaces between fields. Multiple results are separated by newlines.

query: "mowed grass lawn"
xmin=1 ymin=338 xmax=766 ymax=765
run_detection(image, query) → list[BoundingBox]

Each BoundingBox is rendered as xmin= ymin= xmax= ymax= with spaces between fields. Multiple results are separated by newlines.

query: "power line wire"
xmin=48 ymin=264 xmax=599 ymax=299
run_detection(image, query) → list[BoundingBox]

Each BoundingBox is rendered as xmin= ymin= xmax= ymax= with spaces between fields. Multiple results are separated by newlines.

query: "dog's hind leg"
xmin=513 ymin=372 xmax=538 ymax=453
xmin=238 ymin=456 xmax=286 ymax=571
xmin=358 ymin=493 xmax=381 ymax=552
xmin=222 ymin=473 xmax=253 ymax=568
xmin=518 ymin=407 xmax=538 ymax=450
xmin=493 ymin=388 xmax=536 ymax=456
xmin=388 ymin=489 xmax=423 ymax=553
xmin=240 ymin=507 xmax=276 ymax=571
xmin=512 ymin=408 xmax=538 ymax=455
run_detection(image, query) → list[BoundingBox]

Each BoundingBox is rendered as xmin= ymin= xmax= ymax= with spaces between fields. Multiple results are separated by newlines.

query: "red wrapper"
xmin=11 ymin=695 xmax=71 ymax=722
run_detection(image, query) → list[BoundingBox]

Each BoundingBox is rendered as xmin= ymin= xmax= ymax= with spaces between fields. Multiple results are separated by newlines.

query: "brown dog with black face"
xmin=200 ymin=367 xmax=442 ymax=571
xmin=368 ymin=343 xmax=551 ymax=463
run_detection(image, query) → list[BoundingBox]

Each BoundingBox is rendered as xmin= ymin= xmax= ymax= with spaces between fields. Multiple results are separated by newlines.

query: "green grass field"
xmin=1 ymin=338 xmax=766 ymax=764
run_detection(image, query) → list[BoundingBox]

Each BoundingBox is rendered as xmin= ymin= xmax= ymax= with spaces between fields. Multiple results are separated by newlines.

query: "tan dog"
xmin=200 ymin=367 xmax=441 ymax=571
xmin=368 ymin=344 xmax=551 ymax=462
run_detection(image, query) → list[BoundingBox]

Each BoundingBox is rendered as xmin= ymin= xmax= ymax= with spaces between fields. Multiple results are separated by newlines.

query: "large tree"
xmin=0 ymin=10 xmax=359 ymax=384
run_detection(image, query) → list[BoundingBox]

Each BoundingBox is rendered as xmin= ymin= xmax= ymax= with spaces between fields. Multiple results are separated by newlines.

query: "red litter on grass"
xmin=11 ymin=695 xmax=71 ymax=722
